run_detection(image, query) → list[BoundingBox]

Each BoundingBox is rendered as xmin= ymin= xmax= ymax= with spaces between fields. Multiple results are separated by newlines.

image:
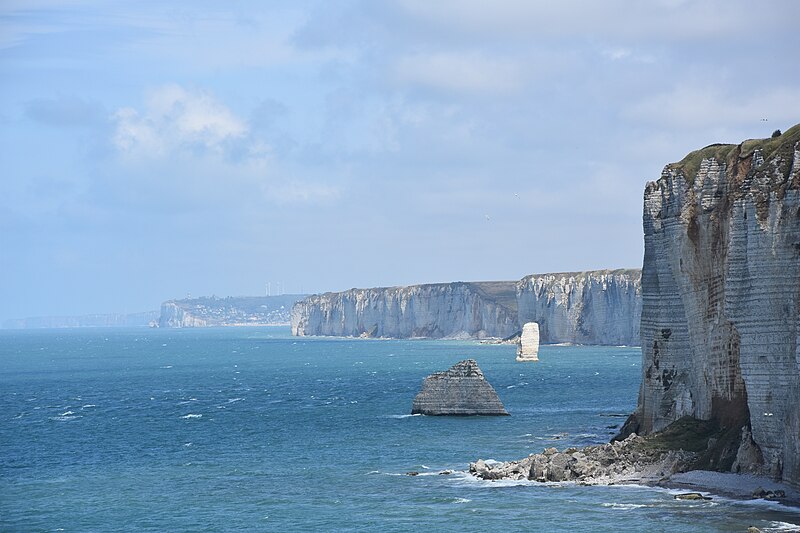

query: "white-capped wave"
xmin=448 ymin=471 xmax=536 ymax=488
xmin=384 ymin=414 xmax=421 ymax=419
xmin=50 ymin=415 xmax=81 ymax=421
xmin=601 ymin=502 xmax=648 ymax=510
xmin=81 ymin=404 xmax=96 ymax=409
xmin=764 ymin=521 xmax=800 ymax=532
xmin=181 ymin=414 xmax=203 ymax=419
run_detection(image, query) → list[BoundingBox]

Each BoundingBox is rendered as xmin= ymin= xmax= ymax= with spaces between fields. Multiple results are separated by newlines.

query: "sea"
xmin=2 ymin=327 xmax=799 ymax=532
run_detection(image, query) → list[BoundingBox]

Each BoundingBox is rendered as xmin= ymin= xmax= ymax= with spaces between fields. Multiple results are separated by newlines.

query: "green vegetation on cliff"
xmin=670 ymin=123 xmax=800 ymax=185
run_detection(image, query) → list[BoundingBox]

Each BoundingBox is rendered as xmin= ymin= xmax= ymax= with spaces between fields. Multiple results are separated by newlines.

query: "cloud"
xmin=112 ymin=84 xmax=248 ymax=157
xmin=389 ymin=0 xmax=794 ymax=41
xmin=392 ymin=52 xmax=522 ymax=94
xmin=104 ymin=84 xmax=340 ymax=212
xmin=600 ymin=46 xmax=655 ymax=64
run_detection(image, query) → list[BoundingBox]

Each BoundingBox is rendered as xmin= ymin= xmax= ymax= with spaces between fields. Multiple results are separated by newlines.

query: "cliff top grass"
xmin=669 ymin=123 xmax=800 ymax=185
xmin=329 ymin=280 xmax=519 ymax=313
xmin=470 ymin=281 xmax=518 ymax=312
xmin=519 ymin=268 xmax=642 ymax=283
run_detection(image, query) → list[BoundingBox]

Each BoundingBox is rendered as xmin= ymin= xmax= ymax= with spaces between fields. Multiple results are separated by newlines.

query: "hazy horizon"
xmin=2 ymin=0 xmax=799 ymax=322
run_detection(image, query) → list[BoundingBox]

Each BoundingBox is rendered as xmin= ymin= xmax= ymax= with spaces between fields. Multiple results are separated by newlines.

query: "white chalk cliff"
xmin=516 ymin=269 xmax=642 ymax=345
xmin=291 ymin=282 xmax=519 ymax=339
xmin=628 ymin=125 xmax=800 ymax=487
xmin=291 ymin=272 xmax=642 ymax=345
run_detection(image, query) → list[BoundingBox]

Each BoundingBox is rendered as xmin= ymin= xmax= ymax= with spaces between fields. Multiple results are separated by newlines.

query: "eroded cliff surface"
xmin=516 ymin=269 xmax=642 ymax=345
xmin=634 ymin=125 xmax=800 ymax=486
xmin=292 ymin=272 xmax=643 ymax=344
xmin=291 ymin=282 xmax=519 ymax=339
xmin=411 ymin=359 xmax=508 ymax=416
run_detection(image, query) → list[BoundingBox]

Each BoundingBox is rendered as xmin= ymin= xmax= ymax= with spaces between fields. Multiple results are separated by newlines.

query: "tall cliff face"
xmin=292 ymin=272 xmax=642 ymax=344
xmin=159 ymin=302 xmax=210 ymax=327
xmin=2 ymin=311 xmax=158 ymax=329
xmin=636 ymin=125 xmax=800 ymax=486
xmin=291 ymin=282 xmax=519 ymax=339
xmin=516 ymin=270 xmax=642 ymax=345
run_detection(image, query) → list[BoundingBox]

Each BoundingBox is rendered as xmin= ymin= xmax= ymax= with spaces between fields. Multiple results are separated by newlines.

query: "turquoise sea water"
xmin=2 ymin=327 xmax=798 ymax=532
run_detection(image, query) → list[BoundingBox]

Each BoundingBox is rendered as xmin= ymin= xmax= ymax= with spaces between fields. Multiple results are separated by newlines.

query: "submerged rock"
xmin=411 ymin=359 xmax=508 ymax=416
xmin=674 ymin=492 xmax=711 ymax=501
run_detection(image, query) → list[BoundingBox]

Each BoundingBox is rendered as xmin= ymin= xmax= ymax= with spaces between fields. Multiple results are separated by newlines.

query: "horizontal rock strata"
xmin=625 ymin=125 xmax=800 ymax=487
xmin=516 ymin=269 xmax=642 ymax=345
xmin=291 ymin=282 xmax=519 ymax=339
xmin=292 ymin=271 xmax=642 ymax=344
xmin=411 ymin=359 xmax=508 ymax=416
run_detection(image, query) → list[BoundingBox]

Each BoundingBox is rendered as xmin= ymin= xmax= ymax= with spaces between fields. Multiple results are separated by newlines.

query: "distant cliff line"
xmin=158 ymin=295 xmax=307 ymax=328
xmin=2 ymin=311 xmax=159 ymax=329
xmin=291 ymin=268 xmax=642 ymax=346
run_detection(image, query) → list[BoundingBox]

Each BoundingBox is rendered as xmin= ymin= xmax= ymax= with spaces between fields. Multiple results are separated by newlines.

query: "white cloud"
xmin=600 ymin=46 xmax=655 ymax=64
xmin=106 ymin=85 xmax=341 ymax=210
xmin=112 ymin=84 xmax=247 ymax=157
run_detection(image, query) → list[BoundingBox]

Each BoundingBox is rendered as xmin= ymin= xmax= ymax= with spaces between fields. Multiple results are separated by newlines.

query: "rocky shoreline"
xmin=467 ymin=419 xmax=800 ymax=507
xmin=470 ymin=433 xmax=692 ymax=486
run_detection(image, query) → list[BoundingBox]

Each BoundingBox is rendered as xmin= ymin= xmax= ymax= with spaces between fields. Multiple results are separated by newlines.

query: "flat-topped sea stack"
xmin=411 ymin=359 xmax=509 ymax=416
xmin=516 ymin=322 xmax=540 ymax=362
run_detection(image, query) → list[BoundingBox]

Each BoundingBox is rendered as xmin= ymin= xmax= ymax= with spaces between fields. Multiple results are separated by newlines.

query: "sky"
xmin=2 ymin=0 xmax=800 ymax=321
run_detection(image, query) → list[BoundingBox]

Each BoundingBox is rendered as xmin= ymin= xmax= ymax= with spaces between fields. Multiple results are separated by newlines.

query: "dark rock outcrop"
xmin=471 ymin=417 xmax=728 ymax=484
xmin=470 ymin=432 xmax=693 ymax=484
xmin=411 ymin=359 xmax=508 ymax=416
